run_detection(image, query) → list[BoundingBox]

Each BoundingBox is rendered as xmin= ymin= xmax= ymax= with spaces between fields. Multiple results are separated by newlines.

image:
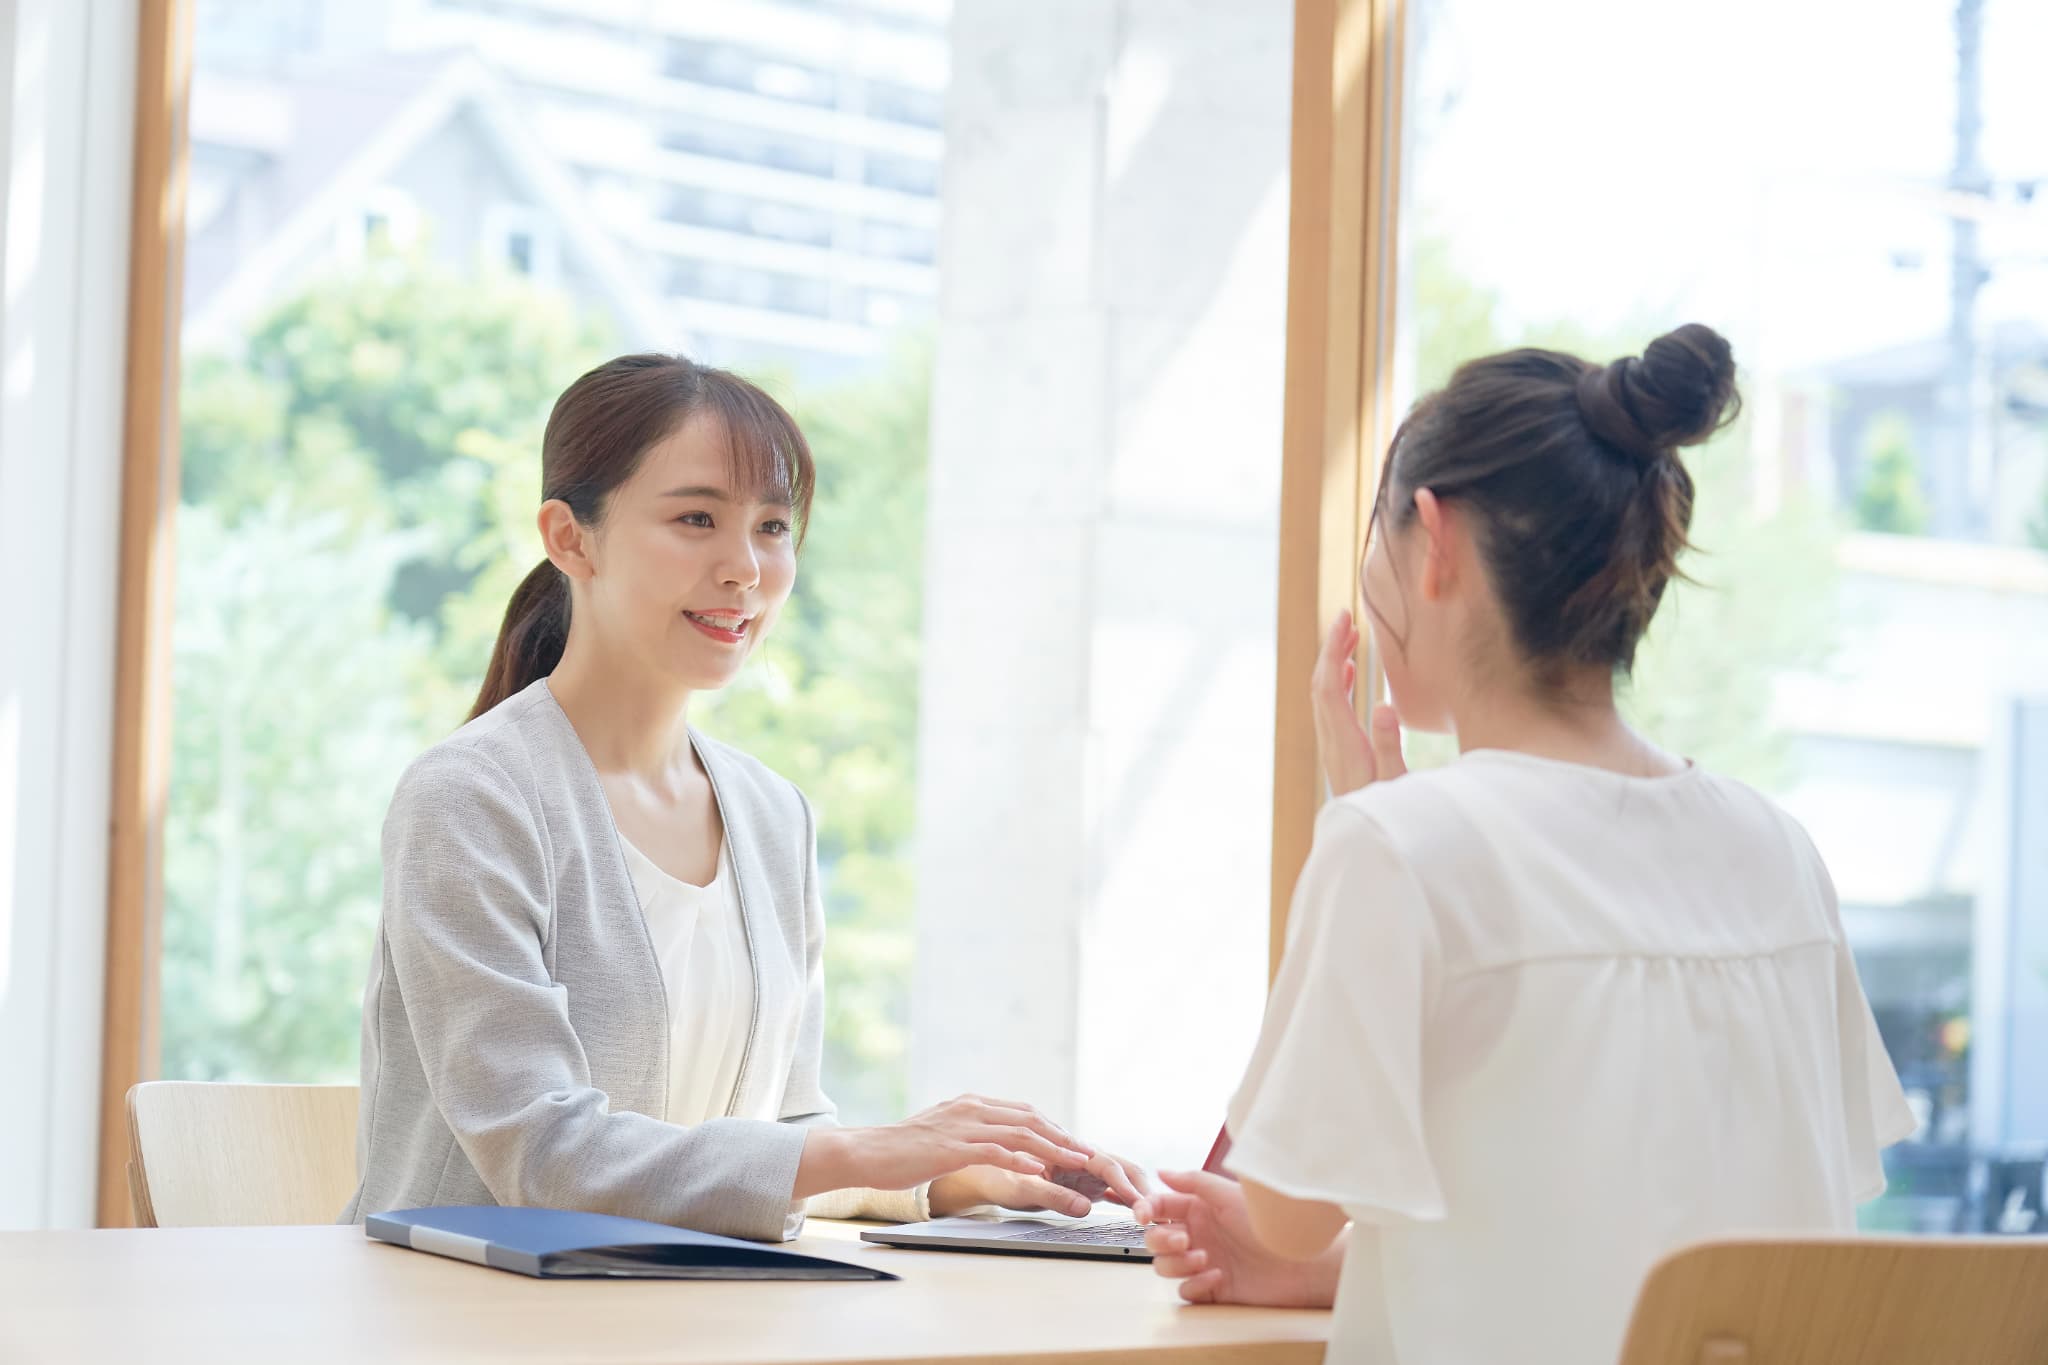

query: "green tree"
xmin=163 ymin=499 xmax=435 ymax=1079
xmin=1853 ymin=412 xmax=1930 ymax=536
xmin=166 ymin=251 xmax=612 ymax=1079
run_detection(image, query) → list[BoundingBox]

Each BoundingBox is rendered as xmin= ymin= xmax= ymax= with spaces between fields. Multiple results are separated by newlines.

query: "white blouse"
xmin=1226 ymin=751 xmax=1917 ymax=1365
xmin=617 ymin=837 xmax=755 ymax=1126
xmin=618 ymin=830 xmax=930 ymax=1227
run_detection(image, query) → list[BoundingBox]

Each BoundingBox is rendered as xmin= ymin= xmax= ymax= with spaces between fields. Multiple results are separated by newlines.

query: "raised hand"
xmin=1311 ymin=610 xmax=1406 ymax=797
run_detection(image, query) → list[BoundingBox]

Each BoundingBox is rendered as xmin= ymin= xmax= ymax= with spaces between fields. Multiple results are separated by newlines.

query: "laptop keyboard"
xmin=1005 ymin=1221 xmax=1150 ymax=1248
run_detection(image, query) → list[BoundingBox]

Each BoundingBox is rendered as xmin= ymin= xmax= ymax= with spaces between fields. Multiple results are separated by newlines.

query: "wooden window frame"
xmin=1270 ymin=0 xmax=1408 ymax=974
xmin=92 ymin=0 xmax=1400 ymax=1217
xmin=98 ymin=0 xmax=194 ymax=1228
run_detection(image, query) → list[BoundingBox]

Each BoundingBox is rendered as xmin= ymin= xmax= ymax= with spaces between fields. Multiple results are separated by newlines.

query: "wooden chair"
xmin=1616 ymin=1235 xmax=2048 ymax=1364
xmin=126 ymin=1081 xmax=360 ymax=1228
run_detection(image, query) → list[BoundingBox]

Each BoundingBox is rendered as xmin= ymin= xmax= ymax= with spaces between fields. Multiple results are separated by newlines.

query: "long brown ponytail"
xmin=467 ymin=354 xmax=815 ymax=721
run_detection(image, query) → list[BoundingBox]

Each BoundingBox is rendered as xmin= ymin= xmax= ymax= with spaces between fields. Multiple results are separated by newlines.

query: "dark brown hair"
xmin=1370 ymin=322 xmax=1740 ymax=687
xmin=468 ymin=354 xmax=816 ymax=721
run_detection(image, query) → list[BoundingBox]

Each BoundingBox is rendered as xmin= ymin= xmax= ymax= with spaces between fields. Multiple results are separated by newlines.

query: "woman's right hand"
xmin=794 ymin=1094 xmax=1103 ymax=1201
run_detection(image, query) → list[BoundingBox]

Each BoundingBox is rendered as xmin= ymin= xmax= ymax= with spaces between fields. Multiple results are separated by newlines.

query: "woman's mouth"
xmin=684 ymin=611 xmax=751 ymax=645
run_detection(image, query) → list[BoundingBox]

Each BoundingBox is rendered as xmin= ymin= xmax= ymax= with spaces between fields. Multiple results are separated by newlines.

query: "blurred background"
xmin=156 ymin=0 xmax=2046 ymax=1240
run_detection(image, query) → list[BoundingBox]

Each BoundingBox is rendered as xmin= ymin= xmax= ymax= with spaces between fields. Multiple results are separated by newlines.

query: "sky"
xmin=1405 ymin=0 xmax=2048 ymax=372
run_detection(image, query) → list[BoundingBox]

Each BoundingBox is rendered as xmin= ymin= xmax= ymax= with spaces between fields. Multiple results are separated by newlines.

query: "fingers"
xmin=964 ymin=1097 xmax=1095 ymax=1150
xmin=1312 ymin=612 xmax=1376 ymax=797
xmin=965 ymin=1143 xmax=1049 ymax=1176
xmin=1087 ymin=1151 xmax=1149 ymax=1208
xmin=1178 ymin=1268 xmax=1226 ymax=1304
xmin=1157 ymin=1168 xmax=1241 ymax=1202
xmin=950 ymin=1119 xmax=1087 ymax=1173
xmin=1150 ymin=1249 xmax=1209 ymax=1278
xmin=1314 ymin=610 xmax=1353 ymax=686
xmin=1370 ymin=704 xmax=1407 ymax=780
xmin=1135 ymin=1189 xmax=1196 ymax=1225
xmin=1048 ymin=1167 xmax=1112 ymax=1203
xmin=1144 ymin=1225 xmax=1190 ymax=1255
xmin=985 ymin=1172 xmax=1093 ymax=1219
xmin=973 ymin=1106 xmax=1094 ymax=1168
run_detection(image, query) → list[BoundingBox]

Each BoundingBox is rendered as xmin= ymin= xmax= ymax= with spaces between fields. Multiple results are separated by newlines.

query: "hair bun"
xmin=1575 ymin=322 xmax=1740 ymax=463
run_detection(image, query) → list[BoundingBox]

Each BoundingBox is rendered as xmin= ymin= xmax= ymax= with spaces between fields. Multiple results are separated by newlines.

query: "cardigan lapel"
xmin=688 ymin=730 xmax=768 ymax=1119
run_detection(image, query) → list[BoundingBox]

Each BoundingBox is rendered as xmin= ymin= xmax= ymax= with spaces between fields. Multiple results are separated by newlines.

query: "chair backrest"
xmin=126 ymin=1081 xmax=360 ymax=1228
xmin=1616 ymin=1235 xmax=2048 ymax=1365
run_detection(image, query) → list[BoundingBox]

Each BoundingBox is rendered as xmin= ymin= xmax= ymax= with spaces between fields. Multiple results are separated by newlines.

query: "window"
xmin=1398 ymin=0 xmax=2048 ymax=1235
xmin=157 ymin=0 xmax=1290 ymax=1175
xmin=863 ymin=152 xmax=939 ymax=198
xmin=664 ymin=38 xmax=840 ymax=109
xmin=864 ymin=78 xmax=944 ymax=129
xmin=661 ymin=119 xmax=838 ymax=180
xmin=666 ymin=257 xmax=835 ymax=318
xmin=481 ymin=202 xmax=560 ymax=284
xmin=664 ymin=186 xmax=837 ymax=250
xmin=861 ymin=219 xmax=937 ymax=265
xmin=342 ymin=185 xmax=419 ymax=259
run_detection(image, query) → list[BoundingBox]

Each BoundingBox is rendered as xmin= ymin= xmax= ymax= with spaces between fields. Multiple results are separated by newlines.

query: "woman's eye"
xmin=760 ymin=518 xmax=793 ymax=537
xmin=676 ymin=511 xmax=713 ymax=528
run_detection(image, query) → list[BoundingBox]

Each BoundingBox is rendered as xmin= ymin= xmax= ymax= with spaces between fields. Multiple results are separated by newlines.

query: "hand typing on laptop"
xmin=796 ymin=1093 xmax=1149 ymax=1219
xmin=927 ymin=1143 xmax=1150 ymax=1219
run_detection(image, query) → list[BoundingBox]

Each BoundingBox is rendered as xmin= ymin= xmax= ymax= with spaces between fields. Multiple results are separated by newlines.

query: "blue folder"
xmin=366 ymin=1206 xmax=899 ymax=1281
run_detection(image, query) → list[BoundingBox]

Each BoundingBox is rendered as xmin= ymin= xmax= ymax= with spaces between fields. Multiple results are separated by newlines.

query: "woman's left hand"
xmin=930 ymin=1148 xmax=1152 ymax=1219
xmin=1312 ymin=610 xmax=1407 ymax=797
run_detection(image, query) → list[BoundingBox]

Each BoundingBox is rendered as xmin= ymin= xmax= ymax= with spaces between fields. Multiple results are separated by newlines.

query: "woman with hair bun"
xmin=1136 ymin=326 xmax=1913 ymax=1365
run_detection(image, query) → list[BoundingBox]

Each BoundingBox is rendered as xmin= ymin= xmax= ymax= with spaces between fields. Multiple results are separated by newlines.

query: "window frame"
xmin=99 ymin=0 xmax=195 ymax=1229
xmin=1269 ymin=0 xmax=1408 ymax=974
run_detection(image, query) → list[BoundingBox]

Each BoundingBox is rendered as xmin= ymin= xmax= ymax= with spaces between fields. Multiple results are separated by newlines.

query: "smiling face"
xmin=551 ymin=412 xmax=798 ymax=692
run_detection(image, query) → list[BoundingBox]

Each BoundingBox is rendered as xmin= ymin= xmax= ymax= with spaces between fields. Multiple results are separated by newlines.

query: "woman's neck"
xmin=547 ymin=628 xmax=696 ymax=784
xmin=1450 ymin=670 xmax=1682 ymax=778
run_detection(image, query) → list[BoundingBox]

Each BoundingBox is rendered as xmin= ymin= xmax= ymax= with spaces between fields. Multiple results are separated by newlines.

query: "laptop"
xmin=858 ymin=1126 xmax=1233 ymax=1262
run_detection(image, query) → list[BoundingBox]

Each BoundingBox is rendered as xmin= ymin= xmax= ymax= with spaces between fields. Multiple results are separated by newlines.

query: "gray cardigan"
xmin=340 ymin=678 xmax=923 ymax=1240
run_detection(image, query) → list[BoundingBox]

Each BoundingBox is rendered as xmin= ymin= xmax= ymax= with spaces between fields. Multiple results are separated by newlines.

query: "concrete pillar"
xmin=912 ymin=0 xmax=1292 ymax=1169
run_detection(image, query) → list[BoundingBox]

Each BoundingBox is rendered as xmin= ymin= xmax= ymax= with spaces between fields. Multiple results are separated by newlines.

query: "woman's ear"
xmin=538 ymin=500 xmax=595 ymax=582
xmin=1413 ymin=488 xmax=1456 ymax=602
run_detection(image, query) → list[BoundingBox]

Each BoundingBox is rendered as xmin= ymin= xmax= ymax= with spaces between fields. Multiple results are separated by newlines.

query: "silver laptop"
xmin=858 ymin=1126 xmax=1234 ymax=1262
xmin=859 ymin=1210 xmax=1154 ymax=1261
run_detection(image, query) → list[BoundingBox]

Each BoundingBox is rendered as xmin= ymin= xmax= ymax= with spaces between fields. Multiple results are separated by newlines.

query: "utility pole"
xmin=1936 ymin=0 xmax=1990 ymax=538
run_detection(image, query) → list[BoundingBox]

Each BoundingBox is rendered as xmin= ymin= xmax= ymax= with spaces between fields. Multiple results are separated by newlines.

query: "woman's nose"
xmin=717 ymin=537 xmax=760 ymax=589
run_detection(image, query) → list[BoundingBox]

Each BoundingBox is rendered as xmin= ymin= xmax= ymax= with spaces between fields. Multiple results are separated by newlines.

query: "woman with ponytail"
xmin=344 ymin=355 xmax=1145 ymax=1239
xmin=1133 ymin=327 xmax=1914 ymax=1364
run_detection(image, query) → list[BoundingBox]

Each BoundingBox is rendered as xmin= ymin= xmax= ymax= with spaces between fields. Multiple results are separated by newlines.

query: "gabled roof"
xmin=186 ymin=50 xmax=672 ymax=349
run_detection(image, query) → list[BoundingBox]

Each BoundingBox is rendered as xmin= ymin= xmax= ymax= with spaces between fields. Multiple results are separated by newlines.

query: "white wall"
xmin=0 ymin=0 xmax=135 ymax=1229
xmin=912 ymin=0 xmax=1292 ymax=1172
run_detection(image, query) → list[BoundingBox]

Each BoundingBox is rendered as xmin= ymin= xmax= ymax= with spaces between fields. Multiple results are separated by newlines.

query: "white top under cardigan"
xmin=343 ymin=678 xmax=925 ymax=1237
xmin=619 ymin=837 xmax=753 ymax=1128
xmin=1226 ymin=751 xmax=1917 ymax=1365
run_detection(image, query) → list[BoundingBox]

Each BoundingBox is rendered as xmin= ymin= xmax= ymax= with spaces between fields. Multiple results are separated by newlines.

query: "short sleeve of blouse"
xmin=1835 ymin=939 xmax=1919 ymax=1201
xmin=1224 ymin=800 xmax=1447 ymax=1223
